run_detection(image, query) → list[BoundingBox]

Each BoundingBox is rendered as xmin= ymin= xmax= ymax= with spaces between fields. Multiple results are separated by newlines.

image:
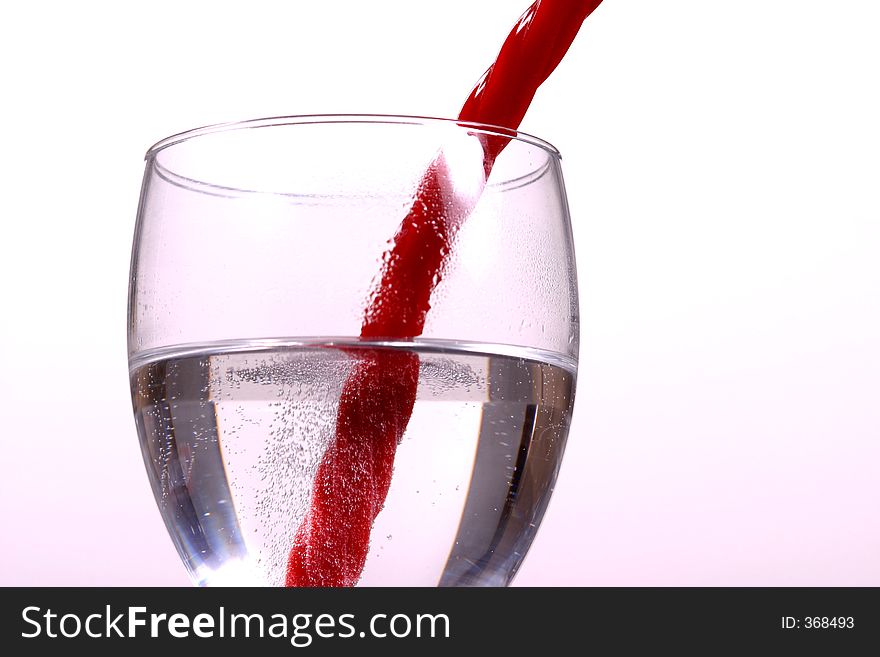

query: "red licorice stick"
xmin=285 ymin=0 xmax=603 ymax=587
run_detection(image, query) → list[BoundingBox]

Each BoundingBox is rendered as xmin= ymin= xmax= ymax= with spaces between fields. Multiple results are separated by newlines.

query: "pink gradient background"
xmin=1 ymin=0 xmax=878 ymax=586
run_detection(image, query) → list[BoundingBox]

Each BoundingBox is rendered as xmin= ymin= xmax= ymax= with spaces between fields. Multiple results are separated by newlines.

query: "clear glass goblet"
xmin=128 ymin=115 xmax=579 ymax=586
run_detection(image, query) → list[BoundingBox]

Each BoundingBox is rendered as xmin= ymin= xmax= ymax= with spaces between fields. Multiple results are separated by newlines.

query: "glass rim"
xmin=145 ymin=114 xmax=562 ymax=160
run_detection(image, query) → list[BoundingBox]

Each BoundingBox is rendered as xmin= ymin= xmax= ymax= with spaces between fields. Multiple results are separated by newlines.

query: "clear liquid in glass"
xmin=130 ymin=339 xmax=575 ymax=586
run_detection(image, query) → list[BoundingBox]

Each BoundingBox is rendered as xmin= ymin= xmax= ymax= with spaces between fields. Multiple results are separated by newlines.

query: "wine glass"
xmin=128 ymin=115 xmax=579 ymax=586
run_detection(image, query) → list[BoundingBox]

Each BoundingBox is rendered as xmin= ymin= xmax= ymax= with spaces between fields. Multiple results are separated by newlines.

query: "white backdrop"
xmin=1 ymin=0 xmax=877 ymax=585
